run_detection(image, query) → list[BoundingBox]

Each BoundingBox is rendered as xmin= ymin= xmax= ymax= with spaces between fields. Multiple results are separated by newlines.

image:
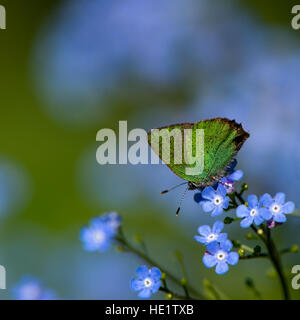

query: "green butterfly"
xmin=147 ymin=118 xmax=249 ymax=214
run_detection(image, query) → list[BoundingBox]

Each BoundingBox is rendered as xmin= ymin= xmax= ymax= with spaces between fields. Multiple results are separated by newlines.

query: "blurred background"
xmin=0 ymin=0 xmax=300 ymax=299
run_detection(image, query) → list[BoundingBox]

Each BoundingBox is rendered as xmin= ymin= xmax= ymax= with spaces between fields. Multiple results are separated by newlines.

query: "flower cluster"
xmin=195 ymin=221 xmax=239 ymax=275
xmin=80 ymin=212 xmax=122 ymax=252
xmin=237 ymin=193 xmax=295 ymax=228
xmin=194 ymin=161 xmax=295 ymax=230
xmin=130 ymin=266 xmax=162 ymax=299
xmin=79 ymin=167 xmax=296 ymax=300
xmin=194 ymin=160 xmax=243 ymax=216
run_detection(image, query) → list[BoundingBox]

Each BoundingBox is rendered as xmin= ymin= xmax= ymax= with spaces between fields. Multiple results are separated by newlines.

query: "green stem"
xmin=263 ymin=228 xmax=290 ymax=300
xmin=116 ymin=233 xmax=205 ymax=300
xmin=241 ymin=244 xmax=255 ymax=254
xmin=159 ymin=287 xmax=196 ymax=300
xmin=233 ymin=192 xmax=290 ymax=300
xmin=240 ymin=253 xmax=268 ymax=260
xmin=204 ymin=280 xmax=222 ymax=300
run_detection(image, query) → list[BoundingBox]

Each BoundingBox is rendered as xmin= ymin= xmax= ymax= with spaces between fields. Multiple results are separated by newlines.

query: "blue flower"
xmin=203 ymin=240 xmax=239 ymax=275
xmin=194 ymin=221 xmax=227 ymax=245
xmin=220 ymin=170 xmax=243 ymax=194
xmin=194 ymin=160 xmax=243 ymax=201
xmin=80 ymin=212 xmax=121 ymax=252
xmin=236 ymin=195 xmax=272 ymax=228
xmin=130 ymin=266 xmax=162 ymax=299
xmin=99 ymin=212 xmax=122 ymax=234
xmin=219 ymin=159 xmax=243 ymax=194
xmin=12 ymin=276 xmax=56 ymax=300
xmin=199 ymin=184 xmax=229 ymax=216
xmin=260 ymin=193 xmax=295 ymax=223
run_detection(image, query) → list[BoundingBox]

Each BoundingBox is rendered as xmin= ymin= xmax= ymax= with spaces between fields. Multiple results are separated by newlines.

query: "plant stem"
xmin=204 ymin=280 xmax=222 ymax=300
xmin=240 ymin=253 xmax=268 ymax=260
xmin=263 ymin=228 xmax=290 ymax=300
xmin=159 ymin=287 xmax=196 ymax=300
xmin=233 ymin=192 xmax=290 ymax=300
xmin=116 ymin=233 xmax=205 ymax=300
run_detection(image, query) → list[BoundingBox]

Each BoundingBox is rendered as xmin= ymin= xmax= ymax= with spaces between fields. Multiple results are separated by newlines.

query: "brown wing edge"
xmin=147 ymin=117 xmax=250 ymax=150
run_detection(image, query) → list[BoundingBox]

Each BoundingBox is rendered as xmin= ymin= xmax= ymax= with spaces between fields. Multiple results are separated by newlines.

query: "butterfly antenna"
xmin=160 ymin=182 xmax=188 ymax=194
xmin=176 ymin=186 xmax=189 ymax=216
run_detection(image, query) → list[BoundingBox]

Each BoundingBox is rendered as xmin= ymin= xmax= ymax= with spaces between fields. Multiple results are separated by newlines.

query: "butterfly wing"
xmin=147 ymin=118 xmax=249 ymax=187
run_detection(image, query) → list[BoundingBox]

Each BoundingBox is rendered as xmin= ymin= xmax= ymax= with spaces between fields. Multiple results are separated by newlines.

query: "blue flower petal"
xmin=229 ymin=170 xmax=243 ymax=181
xmin=136 ymin=266 xmax=150 ymax=279
xmin=212 ymin=221 xmax=224 ymax=234
xmin=260 ymin=193 xmax=273 ymax=207
xmin=201 ymin=187 xmax=216 ymax=200
xmin=218 ymin=233 xmax=228 ymax=243
xmin=215 ymin=261 xmax=229 ymax=275
xmin=273 ymin=213 xmax=287 ymax=223
xmin=220 ymin=240 xmax=233 ymax=252
xmin=150 ymin=267 xmax=162 ymax=281
xmin=253 ymin=214 xmax=264 ymax=226
xmin=217 ymin=184 xmax=227 ymax=198
xmin=90 ymin=217 xmax=106 ymax=229
xmin=130 ymin=278 xmax=144 ymax=291
xmin=194 ymin=236 xmax=208 ymax=244
xmin=223 ymin=197 xmax=229 ymax=209
xmin=282 ymin=202 xmax=295 ymax=214
xmin=198 ymin=225 xmax=211 ymax=236
xmin=79 ymin=227 xmax=91 ymax=243
xmin=247 ymin=195 xmax=258 ymax=208
xmin=236 ymin=205 xmax=249 ymax=218
xmin=240 ymin=216 xmax=253 ymax=228
xmin=206 ymin=241 xmax=219 ymax=254
xmin=201 ymin=200 xmax=215 ymax=212
xmin=151 ymin=280 xmax=161 ymax=293
xmin=259 ymin=208 xmax=272 ymax=221
xmin=138 ymin=288 xmax=152 ymax=299
xmin=227 ymin=252 xmax=239 ymax=266
xmin=274 ymin=192 xmax=286 ymax=205
xmin=211 ymin=205 xmax=223 ymax=217
xmin=203 ymin=254 xmax=217 ymax=268
xmin=80 ymin=227 xmax=110 ymax=252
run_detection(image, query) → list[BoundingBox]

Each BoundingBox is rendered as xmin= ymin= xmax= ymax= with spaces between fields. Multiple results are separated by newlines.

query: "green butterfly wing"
xmin=147 ymin=118 xmax=249 ymax=187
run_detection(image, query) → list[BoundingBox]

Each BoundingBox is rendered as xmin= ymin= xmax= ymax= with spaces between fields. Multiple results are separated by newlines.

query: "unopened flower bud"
xmin=257 ymin=229 xmax=264 ymax=236
xmin=238 ymin=249 xmax=245 ymax=257
xmin=290 ymin=245 xmax=299 ymax=253
xmin=224 ymin=217 xmax=234 ymax=224
xmin=242 ymin=184 xmax=249 ymax=191
xmin=246 ymin=233 xmax=254 ymax=240
xmin=165 ymin=293 xmax=173 ymax=300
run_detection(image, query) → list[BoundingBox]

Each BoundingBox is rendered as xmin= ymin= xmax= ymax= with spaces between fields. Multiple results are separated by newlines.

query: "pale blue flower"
xmin=130 ymin=266 xmax=162 ymax=299
xmin=236 ymin=195 xmax=272 ymax=228
xmin=199 ymin=184 xmax=229 ymax=216
xmin=260 ymin=192 xmax=295 ymax=223
xmin=203 ymin=240 xmax=239 ymax=275
xmin=194 ymin=221 xmax=227 ymax=245
xmin=80 ymin=212 xmax=122 ymax=252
